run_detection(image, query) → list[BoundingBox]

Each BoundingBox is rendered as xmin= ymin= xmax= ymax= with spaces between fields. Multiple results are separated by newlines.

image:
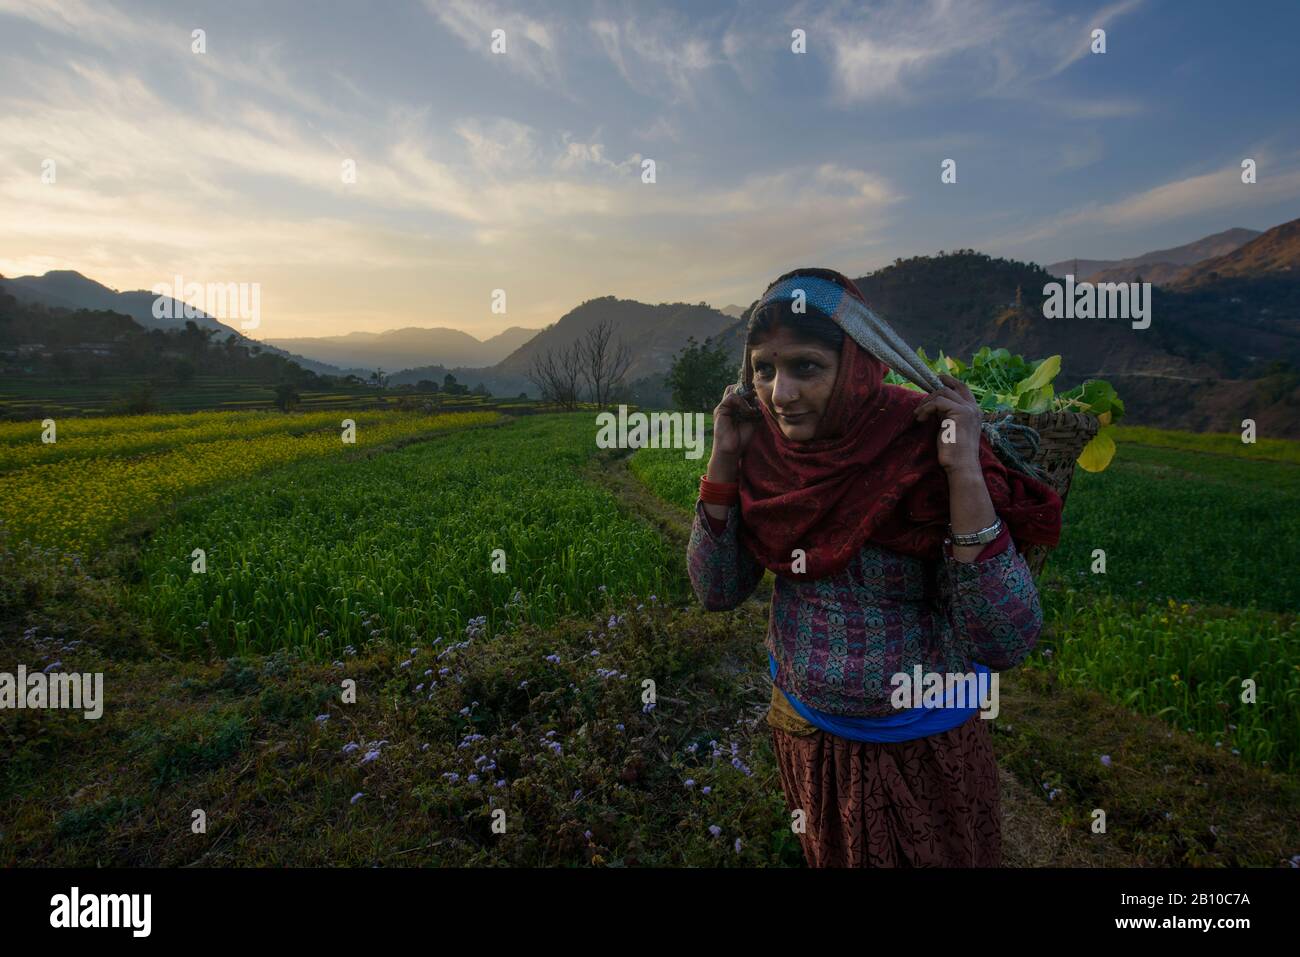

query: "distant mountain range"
xmin=703 ymin=218 xmax=1299 ymax=435
xmin=263 ymin=325 xmax=540 ymax=374
xmin=1046 ymin=227 xmax=1262 ymax=286
xmin=389 ymin=296 xmax=736 ymax=398
xmin=0 ymin=270 xmax=347 ymax=376
xmin=1169 ymin=219 xmax=1300 ymax=288
xmin=6 ymin=216 xmax=1297 ymax=434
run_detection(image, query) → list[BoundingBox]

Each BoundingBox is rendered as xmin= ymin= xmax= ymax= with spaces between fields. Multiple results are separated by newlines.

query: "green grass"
xmin=1 ymin=535 xmax=798 ymax=866
xmin=1040 ymin=587 xmax=1300 ymax=772
xmin=133 ymin=414 xmax=685 ymax=659
xmin=1111 ymin=423 xmax=1300 ymax=465
xmin=3 ymin=414 xmax=1299 ymax=866
xmin=1054 ymin=442 xmax=1298 ymax=612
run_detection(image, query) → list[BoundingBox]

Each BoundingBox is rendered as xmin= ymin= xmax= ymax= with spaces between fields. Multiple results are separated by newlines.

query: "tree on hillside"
xmin=666 ymin=335 xmax=733 ymax=412
xmin=578 ymin=318 xmax=632 ymax=409
xmin=526 ymin=341 xmax=584 ymax=410
xmin=274 ymin=382 xmax=301 ymax=411
xmin=180 ymin=320 xmax=217 ymax=361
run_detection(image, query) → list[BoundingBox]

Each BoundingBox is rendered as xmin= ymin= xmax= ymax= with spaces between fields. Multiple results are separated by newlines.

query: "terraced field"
xmin=1 ymin=411 xmax=1297 ymax=866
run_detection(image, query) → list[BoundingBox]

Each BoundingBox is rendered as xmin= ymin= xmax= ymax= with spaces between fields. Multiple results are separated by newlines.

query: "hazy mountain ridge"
xmin=9 ymin=218 xmax=1298 ymax=434
xmin=1046 ymin=227 xmax=1262 ymax=285
xmin=702 ymin=222 xmax=1300 ymax=435
xmin=0 ymin=270 xmax=345 ymax=376
xmin=263 ymin=324 xmax=540 ymax=373
xmin=1170 ymin=219 xmax=1300 ymax=287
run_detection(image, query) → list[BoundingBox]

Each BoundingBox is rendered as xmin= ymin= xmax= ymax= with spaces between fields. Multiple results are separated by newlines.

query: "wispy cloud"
xmin=806 ymin=0 xmax=1145 ymax=107
xmin=589 ymin=12 xmax=717 ymax=105
xmin=0 ymin=0 xmax=1292 ymax=335
xmin=426 ymin=0 xmax=568 ymax=95
xmin=987 ymin=154 xmax=1300 ymax=248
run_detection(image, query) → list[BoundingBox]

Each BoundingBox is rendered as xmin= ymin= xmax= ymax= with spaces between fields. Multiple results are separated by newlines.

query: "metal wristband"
xmin=948 ymin=516 xmax=1003 ymax=546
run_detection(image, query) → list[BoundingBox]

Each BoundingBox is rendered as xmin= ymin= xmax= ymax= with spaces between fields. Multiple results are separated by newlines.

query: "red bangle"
xmin=699 ymin=474 xmax=739 ymax=505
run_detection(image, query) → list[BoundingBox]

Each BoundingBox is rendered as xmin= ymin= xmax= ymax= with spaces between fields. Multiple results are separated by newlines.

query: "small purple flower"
xmin=708 ymin=824 xmax=722 ymax=838
xmin=42 ymin=661 xmax=63 ymax=673
xmin=350 ymin=792 xmax=364 ymax=804
xmin=342 ymin=742 xmax=360 ymax=754
xmin=359 ymin=749 xmax=381 ymax=765
xmin=1100 ymin=754 xmax=1112 ymax=767
xmin=701 ymin=786 xmax=711 ymax=795
xmin=400 ymin=659 xmax=412 ymax=669
xmin=684 ymin=779 xmax=696 ymax=789
xmin=584 ymin=829 xmax=593 ymax=840
xmin=443 ymin=772 xmax=460 ymax=782
xmin=315 ymin=714 xmax=329 ymax=724
xmin=734 ymin=838 xmax=742 ymax=854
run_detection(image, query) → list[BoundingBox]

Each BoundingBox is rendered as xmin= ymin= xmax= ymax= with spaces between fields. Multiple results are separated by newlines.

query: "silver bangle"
xmin=948 ymin=516 xmax=1003 ymax=546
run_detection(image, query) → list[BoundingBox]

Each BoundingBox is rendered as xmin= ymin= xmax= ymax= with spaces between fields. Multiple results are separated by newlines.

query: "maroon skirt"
xmin=769 ymin=714 xmax=1001 ymax=867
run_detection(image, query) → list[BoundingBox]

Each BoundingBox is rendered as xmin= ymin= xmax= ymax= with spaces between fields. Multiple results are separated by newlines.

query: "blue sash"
xmin=769 ymin=653 xmax=990 ymax=743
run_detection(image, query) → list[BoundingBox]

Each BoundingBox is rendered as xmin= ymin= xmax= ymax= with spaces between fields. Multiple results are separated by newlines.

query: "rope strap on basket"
xmin=980 ymin=417 xmax=1049 ymax=483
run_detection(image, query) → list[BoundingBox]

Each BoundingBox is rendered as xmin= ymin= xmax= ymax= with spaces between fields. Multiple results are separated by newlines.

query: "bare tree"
xmin=525 ymin=341 xmax=584 ymax=410
xmin=579 ymin=319 xmax=633 ymax=409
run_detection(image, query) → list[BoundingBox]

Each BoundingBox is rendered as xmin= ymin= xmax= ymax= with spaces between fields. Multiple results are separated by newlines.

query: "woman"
xmin=686 ymin=267 xmax=1064 ymax=867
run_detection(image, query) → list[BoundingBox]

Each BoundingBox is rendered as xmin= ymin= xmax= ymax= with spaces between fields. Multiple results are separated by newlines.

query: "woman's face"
xmin=749 ymin=322 xmax=841 ymax=442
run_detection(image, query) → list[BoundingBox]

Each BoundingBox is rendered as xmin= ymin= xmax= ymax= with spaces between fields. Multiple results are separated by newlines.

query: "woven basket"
xmin=979 ymin=409 xmax=1100 ymax=577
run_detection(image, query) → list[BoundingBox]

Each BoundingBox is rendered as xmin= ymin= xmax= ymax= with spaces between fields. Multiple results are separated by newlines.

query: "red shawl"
xmin=736 ymin=280 xmax=1064 ymax=579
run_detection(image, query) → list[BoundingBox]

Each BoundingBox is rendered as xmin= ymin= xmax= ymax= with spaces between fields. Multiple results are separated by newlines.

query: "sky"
xmin=1 ymin=0 xmax=1298 ymax=341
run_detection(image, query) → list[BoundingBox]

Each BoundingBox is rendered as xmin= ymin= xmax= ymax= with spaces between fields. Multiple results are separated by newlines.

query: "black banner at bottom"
xmin=0 ymin=866 xmax=1289 ymax=942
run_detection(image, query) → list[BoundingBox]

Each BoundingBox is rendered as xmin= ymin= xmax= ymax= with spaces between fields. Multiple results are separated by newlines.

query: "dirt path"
xmin=588 ymin=449 xmax=1137 ymax=867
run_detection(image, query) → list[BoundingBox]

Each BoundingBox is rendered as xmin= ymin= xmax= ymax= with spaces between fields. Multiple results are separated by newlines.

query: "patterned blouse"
xmin=687 ymin=498 xmax=1044 ymax=718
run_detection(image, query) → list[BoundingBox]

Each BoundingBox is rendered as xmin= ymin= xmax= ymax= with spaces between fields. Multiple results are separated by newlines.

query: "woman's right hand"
xmin=710 ymin=384 xmax=758 ymax=471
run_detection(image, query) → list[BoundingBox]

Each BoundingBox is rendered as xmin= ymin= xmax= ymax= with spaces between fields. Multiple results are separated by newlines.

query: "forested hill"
xmin=708 ymin=249 xmax=1299 ymax=435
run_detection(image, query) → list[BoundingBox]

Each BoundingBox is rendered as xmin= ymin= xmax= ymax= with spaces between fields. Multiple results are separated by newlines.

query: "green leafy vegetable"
xmin=884 ymin=346 xmax=1126 ymax=471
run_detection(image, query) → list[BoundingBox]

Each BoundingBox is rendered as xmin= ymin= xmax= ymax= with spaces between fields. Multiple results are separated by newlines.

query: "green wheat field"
xmin=1 ymin=410 xmax=1297 ymax=866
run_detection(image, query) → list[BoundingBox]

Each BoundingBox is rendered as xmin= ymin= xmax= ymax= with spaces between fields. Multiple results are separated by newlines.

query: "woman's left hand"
xmin=913 ymin=374 xmax=983 ymax=474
